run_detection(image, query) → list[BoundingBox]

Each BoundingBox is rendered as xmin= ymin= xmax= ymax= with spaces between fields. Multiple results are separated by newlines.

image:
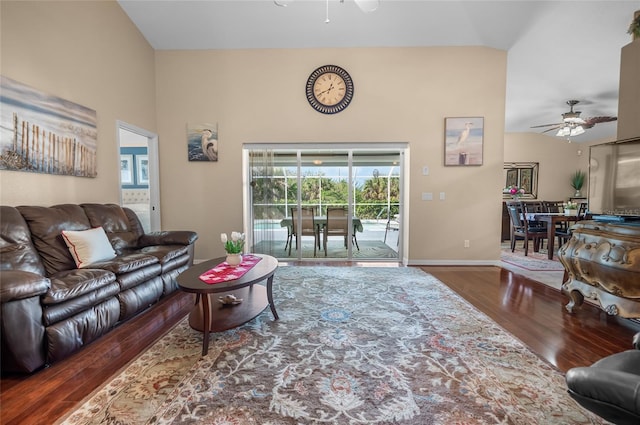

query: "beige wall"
xmin=4 ymin=1 xmax=602 ymax=264
xmin=0 ymin=1 xmax=156 ymax=206
xmin=504 ymin=133 xmax=591 ymax=200
xmin=155 ymin=47 xmax=507 ymax=262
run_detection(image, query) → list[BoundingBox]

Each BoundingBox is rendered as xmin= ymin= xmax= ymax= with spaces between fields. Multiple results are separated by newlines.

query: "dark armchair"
xmin=565 ymin=332 xmax=640 ymax=425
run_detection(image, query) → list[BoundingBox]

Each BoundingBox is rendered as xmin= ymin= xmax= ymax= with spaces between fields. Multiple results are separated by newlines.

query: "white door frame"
xmin=116 ymin=121 xmax=161 ymax=231
xmin=243 ymin=142 xmax=408 ymax=262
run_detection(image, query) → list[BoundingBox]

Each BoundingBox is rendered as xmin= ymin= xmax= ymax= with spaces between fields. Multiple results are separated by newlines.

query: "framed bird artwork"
xmin=444 ymin=117 xmax=484 ymax=166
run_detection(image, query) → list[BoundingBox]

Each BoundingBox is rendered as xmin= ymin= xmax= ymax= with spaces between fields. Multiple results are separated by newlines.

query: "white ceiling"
xmin=118 ymin=0 xmax=639 ymax=143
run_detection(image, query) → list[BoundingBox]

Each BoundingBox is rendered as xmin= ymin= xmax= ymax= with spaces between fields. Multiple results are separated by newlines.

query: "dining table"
xmin=280 ymin=216 xmax=363 ymax=251
xmin=280 ymin=216 xmax=363 ymax=233
xmin=525 ymin=213 xmax=582 ymax=260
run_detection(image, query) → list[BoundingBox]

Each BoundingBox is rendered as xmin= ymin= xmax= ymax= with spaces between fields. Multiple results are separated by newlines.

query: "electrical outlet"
xmin=464 ymin=240 xmax=470 ymax=248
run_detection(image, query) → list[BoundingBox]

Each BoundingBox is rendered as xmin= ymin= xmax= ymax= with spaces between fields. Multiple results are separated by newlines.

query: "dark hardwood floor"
xmin=2 ymin=265 xmax=639 ymax=424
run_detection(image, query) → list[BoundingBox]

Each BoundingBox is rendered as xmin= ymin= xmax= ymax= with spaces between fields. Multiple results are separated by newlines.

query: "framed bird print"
xmin=444 ymin=117 xmax=484 ymax=166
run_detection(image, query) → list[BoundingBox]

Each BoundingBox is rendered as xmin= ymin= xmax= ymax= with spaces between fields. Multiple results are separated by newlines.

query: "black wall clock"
xmin=305 ymin=65 xmax=354 ymax=114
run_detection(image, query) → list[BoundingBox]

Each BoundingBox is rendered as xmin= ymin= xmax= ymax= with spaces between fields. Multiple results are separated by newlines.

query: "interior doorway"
xmin=117 ymin=121 xmax=160 ymax=232
xmin=245 ymin=143 xmax=406 ymax=262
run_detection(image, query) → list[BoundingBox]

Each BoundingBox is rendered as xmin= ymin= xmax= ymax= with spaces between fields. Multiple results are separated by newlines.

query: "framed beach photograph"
xmin=444 ymin=117 xmax=484 ymax=166
xmin=0 ymin=76 xmax=98 ymax=177
xmin=136 ymin=155 xmax=149 ymax=185
xmin=120 ymin=155 xmax=133 ymax=185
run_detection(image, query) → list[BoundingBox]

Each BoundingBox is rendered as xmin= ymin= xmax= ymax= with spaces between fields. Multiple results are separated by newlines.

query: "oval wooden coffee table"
xmin=176 ymin=254 xmax=278 ymax=355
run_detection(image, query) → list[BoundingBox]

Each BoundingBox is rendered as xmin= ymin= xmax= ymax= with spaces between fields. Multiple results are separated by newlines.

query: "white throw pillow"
xmin=61 ymin=227 xmax=117 ymax=268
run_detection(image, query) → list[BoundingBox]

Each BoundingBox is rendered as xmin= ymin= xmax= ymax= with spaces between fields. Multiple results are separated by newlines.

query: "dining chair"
xmin=543 ymin=201 xmax=564 ymax=213
xmin=324 ymin=207 xmax=359 ymax=256
xmin=506 ymin=201 xmax=548 ymax=256
xmin=289 ymin=207 xmax=320 ymax=256
xmin=578 ymin=201 xmax=589 ymax=218
xmin=521 ymin=201 xmax=547 ymax=248
xmin=555 ymin=201 xmax=589 ymax=248
xmin=544 ymin=200 xmax=570 ymax=246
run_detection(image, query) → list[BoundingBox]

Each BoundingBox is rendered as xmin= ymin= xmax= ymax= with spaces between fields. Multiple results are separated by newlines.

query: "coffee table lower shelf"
xmin=188 ymin=285 xmax=268 ymax=333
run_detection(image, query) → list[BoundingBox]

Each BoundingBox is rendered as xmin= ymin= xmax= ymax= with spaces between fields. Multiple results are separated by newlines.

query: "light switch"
xmin=439 ymin=192 xmax=445 ymax=200
xmin=422 ymin=192 xmax=433 ymax=201
xmin=422 ymin=166 xmax=429 ymax=176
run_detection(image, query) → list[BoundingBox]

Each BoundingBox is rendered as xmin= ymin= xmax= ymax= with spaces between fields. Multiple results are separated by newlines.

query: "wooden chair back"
xmin=544 ymin=201 xmax=564 ymax=213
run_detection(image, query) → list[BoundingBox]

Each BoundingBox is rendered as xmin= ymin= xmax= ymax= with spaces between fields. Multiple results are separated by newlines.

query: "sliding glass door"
xmin=246 ymin=144 xmax=404 ymax=262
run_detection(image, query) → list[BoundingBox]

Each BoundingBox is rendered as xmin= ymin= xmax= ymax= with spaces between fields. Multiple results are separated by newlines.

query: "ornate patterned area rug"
xmin=58 ymin=267 xmax=601 ymax=425
xmin=500 ymin=244 xmax=565 ymax=272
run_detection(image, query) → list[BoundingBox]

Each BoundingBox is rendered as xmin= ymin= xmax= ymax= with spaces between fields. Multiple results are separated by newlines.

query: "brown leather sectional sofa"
xmin=0 ymin=203 xmax=198 ymax=373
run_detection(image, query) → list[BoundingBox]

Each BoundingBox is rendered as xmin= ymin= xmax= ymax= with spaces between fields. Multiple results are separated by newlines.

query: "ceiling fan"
xmin=274 ymin=0 xmax=379 ymax=22
xmin=531 ymin=100 xmax=617 ymax=138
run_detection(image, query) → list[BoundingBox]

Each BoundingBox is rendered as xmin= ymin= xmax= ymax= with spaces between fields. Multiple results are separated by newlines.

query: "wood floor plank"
xmin=2 ymin=265 xmax=639 ymax=424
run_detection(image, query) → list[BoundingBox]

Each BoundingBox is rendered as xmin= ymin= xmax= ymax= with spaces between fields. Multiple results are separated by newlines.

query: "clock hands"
xmin=316 ymin=83 xmax=335 ymax=96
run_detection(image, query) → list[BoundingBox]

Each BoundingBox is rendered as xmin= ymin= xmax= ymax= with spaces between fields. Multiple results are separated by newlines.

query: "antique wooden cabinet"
xmin=558 ymin=221 xmax=640 ymax=318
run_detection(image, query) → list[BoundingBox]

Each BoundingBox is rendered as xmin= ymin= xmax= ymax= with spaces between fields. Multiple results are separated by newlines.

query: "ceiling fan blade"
xmin=530 ymin=122 xmax=563 ymax=128
xmin=354 ymin=0 xmax=379 ymax=13
xmin=541 ymin=126 xmax=562 ymax=134
xmin=584 ymin=116 xmax=618 ymax=128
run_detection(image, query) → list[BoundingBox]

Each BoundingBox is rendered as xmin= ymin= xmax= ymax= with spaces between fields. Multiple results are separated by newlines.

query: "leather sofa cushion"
xmin=0 ymin=270 xmax=50 ymax=302
xmin=139 ymin=231 xmax=198 ymax=247
xmin=117 ymin=262 xmax=162 ymax=291
xmin=138 ymin=245 xmax=189 ymax=264
xmin=118 ymin=277 xmax=164 ymax=321
xmin=81 ymin=204 xmax=141 ymax=253
xmin=159 ymin=253 xmax=189 ymax=275
xmin=90 ymin=253 xmax=159 ymax=274
xmin=17 ymin=204 xmax=92 ymax=276
xmin=46 ymin=297 xmax=120 ymax=363
xmin=43 ymin=268 xmax=117 ymax=305
xmin=0 ymin=206 xmax=46 ymax=275
xmin=43 ymin=281 xmax=120 ymax=326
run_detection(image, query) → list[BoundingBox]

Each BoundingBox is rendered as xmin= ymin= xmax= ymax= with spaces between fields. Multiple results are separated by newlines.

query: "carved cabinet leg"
xmin=565 ymin=289 xmax=584 ymax=313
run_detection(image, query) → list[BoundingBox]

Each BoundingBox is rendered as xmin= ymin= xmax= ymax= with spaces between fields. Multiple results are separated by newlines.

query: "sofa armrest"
xmin=138 ymin=231 xmax=198 ymax=247
xmin=0 ymin=271 xmax=50 ymax=303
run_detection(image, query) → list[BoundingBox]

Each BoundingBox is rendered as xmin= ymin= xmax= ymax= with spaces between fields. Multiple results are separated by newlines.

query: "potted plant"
xmin=564 ymin=201 xmax=579 ymax=216
xmin=570 ymin=170 xmax=586 ymax=197
xmin=221 ymin=231 xmax=245 ymax=266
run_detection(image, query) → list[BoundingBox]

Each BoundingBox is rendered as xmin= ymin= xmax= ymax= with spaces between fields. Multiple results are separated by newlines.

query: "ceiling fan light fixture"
xmin=354 ymin=0 xmax=380 ymax=13
xmin=556 ymin=127 xmax=570 ymax=137
xmin=570 ymin=125 xmax=585 ymax=136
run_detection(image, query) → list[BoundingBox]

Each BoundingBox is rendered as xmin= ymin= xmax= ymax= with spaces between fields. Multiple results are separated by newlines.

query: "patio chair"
xmin=324 ymin=207 xmax=359 ymax=256
xmin=289 ymin=207 xmax=320 ymax=257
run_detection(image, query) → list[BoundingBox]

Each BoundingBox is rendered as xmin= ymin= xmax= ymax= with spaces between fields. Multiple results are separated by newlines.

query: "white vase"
xmin=226 ymin=253 xmax=242 ymax=267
